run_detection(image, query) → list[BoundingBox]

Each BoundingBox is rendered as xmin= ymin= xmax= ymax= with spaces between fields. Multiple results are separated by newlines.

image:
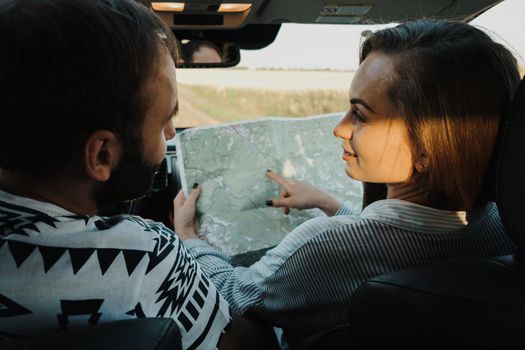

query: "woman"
xmin=174 ymin=20 xmax=521 ymax=343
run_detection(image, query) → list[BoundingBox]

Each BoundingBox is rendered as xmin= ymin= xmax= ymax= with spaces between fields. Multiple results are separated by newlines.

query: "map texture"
xmin=175 ymin=114 xmax=363 ymax=256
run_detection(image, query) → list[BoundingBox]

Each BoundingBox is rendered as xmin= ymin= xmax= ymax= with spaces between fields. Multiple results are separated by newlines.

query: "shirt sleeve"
xmin=335 ymin=200 xmax=362 ymax=216
xmin=182 ymin=239 xmax=264 ymax=317
xmin=182 ymin=215 xmax=355 ymax=328
xmin=135 ymin=224 xmax=231 ymax=350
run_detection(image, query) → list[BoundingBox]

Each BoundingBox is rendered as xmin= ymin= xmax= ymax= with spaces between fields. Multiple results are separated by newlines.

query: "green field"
xmin=177 ymin=83 xmax=348 ymax=126
xmin=174 ymin=67 xmax=524 ymax=127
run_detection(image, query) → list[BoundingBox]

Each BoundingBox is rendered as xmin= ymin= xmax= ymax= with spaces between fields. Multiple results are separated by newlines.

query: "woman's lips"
xmin=342 ymin=149 xmax=358 ymax=160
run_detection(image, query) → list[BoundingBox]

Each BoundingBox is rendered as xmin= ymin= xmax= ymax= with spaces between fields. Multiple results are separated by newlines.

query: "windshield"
xmin=174 ymin=0 xmax=524 ymax=128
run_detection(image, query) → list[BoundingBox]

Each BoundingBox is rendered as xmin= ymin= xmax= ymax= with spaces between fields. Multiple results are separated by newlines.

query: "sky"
xmin=239 ymin=0 xmax=524 ymax=70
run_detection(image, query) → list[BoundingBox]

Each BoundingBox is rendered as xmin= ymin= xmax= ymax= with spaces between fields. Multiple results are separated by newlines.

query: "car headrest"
xmin=496 ymin=77 xmax=525 ymax=247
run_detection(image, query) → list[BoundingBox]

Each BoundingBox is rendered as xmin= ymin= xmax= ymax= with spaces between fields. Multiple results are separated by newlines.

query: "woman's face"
xmin=333 ymin=52 xmax=414 ymax=184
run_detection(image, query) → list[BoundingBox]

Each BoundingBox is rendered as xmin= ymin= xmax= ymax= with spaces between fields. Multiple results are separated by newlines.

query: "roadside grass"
xmin=178 ymin=83 xmax=348 ymax=123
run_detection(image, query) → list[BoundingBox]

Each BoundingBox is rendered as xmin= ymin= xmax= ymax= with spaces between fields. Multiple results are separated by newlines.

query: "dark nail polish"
xmin=265 ymin=200 xmax=273 ymax=207
xmin=266 ymin=169 xmax=272 ymax=172
xmin=193 ymin=183 xmax=198 ymax=189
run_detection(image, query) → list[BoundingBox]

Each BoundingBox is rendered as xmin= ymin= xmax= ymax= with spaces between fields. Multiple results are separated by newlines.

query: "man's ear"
xmin=83 ymin=130 xmax=121 ymax=182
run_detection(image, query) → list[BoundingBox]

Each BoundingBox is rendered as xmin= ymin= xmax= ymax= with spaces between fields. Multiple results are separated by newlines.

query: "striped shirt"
xmin=0 ymin=190 xmax=230 ymax=349
xmin=183 ymin=199 xmax=516 ymax=333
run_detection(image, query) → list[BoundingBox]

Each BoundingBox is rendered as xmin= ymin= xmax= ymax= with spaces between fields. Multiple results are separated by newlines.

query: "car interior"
xmin=137 ymin=0 xmax=513 ymax=245
xmin=4 ymin=0 xmax=524 ymax=349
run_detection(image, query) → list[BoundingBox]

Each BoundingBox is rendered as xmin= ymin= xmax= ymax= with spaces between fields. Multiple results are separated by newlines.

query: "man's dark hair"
xmin=360 ymin=20 xmax=521 ymax=211
xmin=0 ymin=0 xmax=177 ymax=175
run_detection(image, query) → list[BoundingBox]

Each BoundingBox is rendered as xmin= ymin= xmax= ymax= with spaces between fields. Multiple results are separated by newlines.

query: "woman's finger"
xmin=174 ymin=190 xmax=186 ymax=208
xmin=279 ymin=191 xmax=290 ymax=214
xmin=187 ymin=183 xmax=201 ymax=204
xmin=270 ymin=197 xmax=293 ymax=208
xmin=265 ymin=170 xmax=290 ymax=189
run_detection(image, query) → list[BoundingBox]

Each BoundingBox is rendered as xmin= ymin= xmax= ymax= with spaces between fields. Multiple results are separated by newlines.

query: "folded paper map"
xmin=175 ymin=113 xmax=363 ymax=260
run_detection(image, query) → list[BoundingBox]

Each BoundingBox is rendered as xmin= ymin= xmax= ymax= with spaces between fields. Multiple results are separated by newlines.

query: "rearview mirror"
xmin=177 ymin=40 xmax=241 ymax=68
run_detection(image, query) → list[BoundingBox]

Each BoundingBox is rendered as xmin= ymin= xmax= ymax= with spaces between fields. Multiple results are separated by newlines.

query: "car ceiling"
xmin=148 ymin=0 xmax=504 ymax=52
xmin=254 ymin=0 xmax=502 ymax=24
xmin=149 ymin=0 xmax=504 ymax=25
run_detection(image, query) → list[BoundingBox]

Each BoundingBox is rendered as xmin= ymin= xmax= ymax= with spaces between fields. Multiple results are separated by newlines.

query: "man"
xmin=0 ymin=0 xmax=230 ymax=348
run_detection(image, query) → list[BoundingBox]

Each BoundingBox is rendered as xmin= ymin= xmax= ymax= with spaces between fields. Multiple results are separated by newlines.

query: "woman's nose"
xmin=333 ymin=110 xmax=353 ymax=140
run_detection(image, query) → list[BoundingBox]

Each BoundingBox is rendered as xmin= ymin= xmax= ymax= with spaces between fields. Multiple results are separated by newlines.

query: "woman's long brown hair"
xmin=359 ymin=20 xmax=521 ymax=211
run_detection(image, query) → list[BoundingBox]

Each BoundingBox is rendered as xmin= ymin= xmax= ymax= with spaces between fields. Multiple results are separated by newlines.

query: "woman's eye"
xmin=351 ymin=110 xmax=367 ymax=124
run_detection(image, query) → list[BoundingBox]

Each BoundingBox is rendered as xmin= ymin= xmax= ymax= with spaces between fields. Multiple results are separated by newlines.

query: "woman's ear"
xmin=83 ymin=130 xmax=121 ymax=182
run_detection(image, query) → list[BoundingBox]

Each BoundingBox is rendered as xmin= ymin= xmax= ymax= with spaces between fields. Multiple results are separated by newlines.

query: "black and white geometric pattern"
xmin=0 ymin=190 xmax=230 ymax=349
xmin=0 ymin=294 xmax=32 ymax=318
xmin=4 ymin=239 xmax=150 ymax=276
xmin=0 ymin=199 xmax=60 ymax=236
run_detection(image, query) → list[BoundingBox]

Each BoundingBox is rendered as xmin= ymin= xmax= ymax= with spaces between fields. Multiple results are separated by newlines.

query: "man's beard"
xmin=94 ymin=135 xmax=161 ymax=214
